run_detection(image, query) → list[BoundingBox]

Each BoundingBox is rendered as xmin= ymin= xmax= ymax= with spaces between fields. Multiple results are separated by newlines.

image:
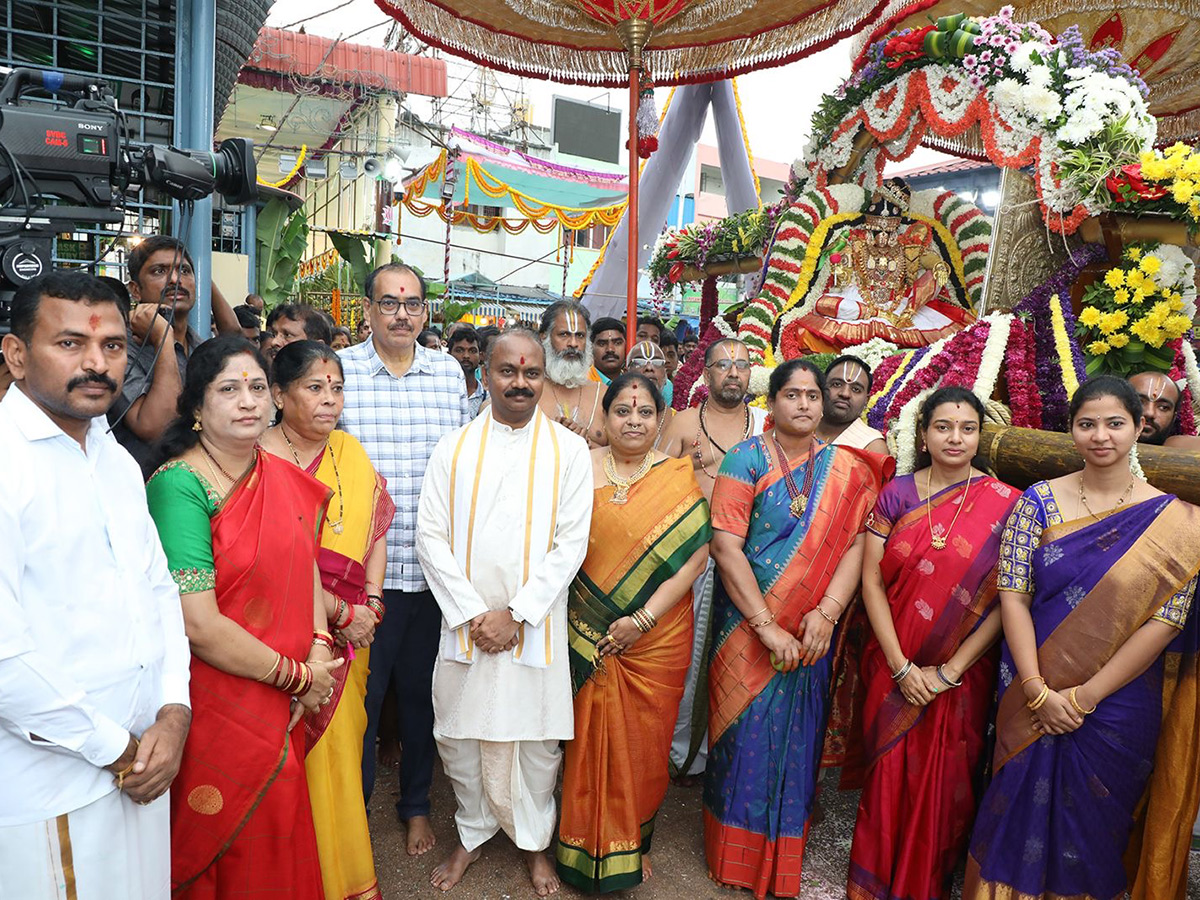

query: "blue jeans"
xmin=361 ymin=588 xmax=441 ymax=819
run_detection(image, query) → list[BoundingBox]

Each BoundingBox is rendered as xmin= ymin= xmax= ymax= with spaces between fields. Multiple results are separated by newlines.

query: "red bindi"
xmin=88 ymin=314 xmax=101 ymax=330
xmin=326 ymin=374 xmax=332 ymax=383
xmin=519 ymin=355 xmax=526 ymax=365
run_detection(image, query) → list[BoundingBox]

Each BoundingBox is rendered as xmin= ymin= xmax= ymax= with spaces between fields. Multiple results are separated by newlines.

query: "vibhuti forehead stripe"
xmin=1148 ymin=375 xmax=1171 ymax=402
xmin=565 ymin=310 xmax=580 ymax=334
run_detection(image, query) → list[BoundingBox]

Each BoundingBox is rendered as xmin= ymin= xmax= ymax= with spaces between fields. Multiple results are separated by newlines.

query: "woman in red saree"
xmin=848 ymin=387 xmax=1018 ymax=900
xmin=145 ymin=336 xmax=340 ymax=899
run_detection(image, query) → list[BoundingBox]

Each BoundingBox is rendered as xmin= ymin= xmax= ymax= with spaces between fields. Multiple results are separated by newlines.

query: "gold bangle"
xmin=1027 ymin=684 xmax=1050 ymax=711
xmin=257 ymin=652 xmax=281 ymax=684
xmin=1068 ymin=686 xmax=1097 ymax=715
xmin=816 ymin=605 xmax=838 ymax=626
xmin=822 ymin=594 xmax=846 ymax=609
xmin=1020 ymin=675 xmax=1046 ymax=688
xmin=749 ymin=611 xmax=775 ymax=628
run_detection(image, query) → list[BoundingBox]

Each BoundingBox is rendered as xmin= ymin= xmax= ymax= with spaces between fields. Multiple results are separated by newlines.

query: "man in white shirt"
xmin=417 ymin=327 xmax=592 ymax=896
xmin=0 ymin=271 xmax=192 ymax=900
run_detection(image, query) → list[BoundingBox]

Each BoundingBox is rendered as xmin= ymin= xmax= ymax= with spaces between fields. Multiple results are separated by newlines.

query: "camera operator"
xmin=107 ymin=235 xmax=240 ymax=474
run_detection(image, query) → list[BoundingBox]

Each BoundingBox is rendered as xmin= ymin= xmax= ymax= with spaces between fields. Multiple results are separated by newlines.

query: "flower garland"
xmin=890 ymin=387 xmax=937 ymax=474
xmin=1013 ymin=243 xmax=1106 ymax=430
xmin=867 ymin=347 xmax=925 ymax=431
xmin=842 ymin=337 xmax=902 ymax=373
xmin=1003 ymin=317 xmax=1043 ymax=429
xmin=972 ymin=314 xmax=1012 ymax=400
xmin=260 ymin=144 xmax=307 ymax=188
xmin=1048 ymin=293 xmax=1081 ymax=403
xmin=936 ymin=322 xmax=991 ymax=390
xmin=802 ymin=8 xmax=1154 ymax=231
xmin=1169 ymin=339 xmax=1199 ymax=436
xmin=1181 ymin=339 xmax=1200 ymax=430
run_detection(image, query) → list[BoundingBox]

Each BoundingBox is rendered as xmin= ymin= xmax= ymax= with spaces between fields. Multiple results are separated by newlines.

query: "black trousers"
xmin=360 ymin=588 xmax=441 ymax=819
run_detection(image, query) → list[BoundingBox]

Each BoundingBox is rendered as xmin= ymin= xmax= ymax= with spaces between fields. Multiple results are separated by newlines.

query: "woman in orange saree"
xmin=704 ymin=360 xmax=892 ymax=899
xmin=260 ymin=341 xmax=395 ymax=900
xmin=145 ymin=336 xmax=340 ymax=899
xmin=848 ymin=388 xmax=1018 ymax=900
xmin=556 ymin=373 xmax=711 ymax=893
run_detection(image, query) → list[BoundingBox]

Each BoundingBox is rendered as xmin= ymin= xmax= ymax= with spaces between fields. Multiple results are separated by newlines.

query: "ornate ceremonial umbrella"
xmin=373 ymin=0 xmax=894 ymax=343
xmin=855 ymin=0 xmax=1200 ymax=146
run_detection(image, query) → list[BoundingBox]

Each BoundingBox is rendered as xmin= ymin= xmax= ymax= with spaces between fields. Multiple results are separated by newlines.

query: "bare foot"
xmin=642 ymin=854 xmax=654 ymax=881
xmin=405 ymin=815 xmax=437 ymax=856
xmin=525 ymin=850 xmax=560 ymax=896
xmin=378 ymin=739 xmax=401 ymax=769
xmin=430 ymin=845 xmax=480 ymax=892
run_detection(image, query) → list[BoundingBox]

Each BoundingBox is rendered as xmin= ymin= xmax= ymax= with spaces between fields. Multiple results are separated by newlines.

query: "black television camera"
xmin=0 ymin=67 xmax=259 ymax=335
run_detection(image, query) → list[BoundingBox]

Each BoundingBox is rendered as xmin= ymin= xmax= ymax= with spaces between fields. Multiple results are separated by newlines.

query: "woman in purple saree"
xmin=964 ymin=376 xmax=1200 ymax=900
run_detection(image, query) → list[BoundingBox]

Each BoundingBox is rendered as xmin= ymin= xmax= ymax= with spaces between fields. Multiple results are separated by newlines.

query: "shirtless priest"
xmin=416 ymin=326 xmax=593 ymax=895
xmin=659 ymin=337 xmax=766 ymax=778
xmin=537 ymin=300 xmax=607 ymax=446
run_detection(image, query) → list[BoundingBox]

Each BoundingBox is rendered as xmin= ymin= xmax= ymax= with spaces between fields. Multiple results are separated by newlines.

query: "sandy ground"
xmin=367 ymin=760 xmax=1200 ymax=899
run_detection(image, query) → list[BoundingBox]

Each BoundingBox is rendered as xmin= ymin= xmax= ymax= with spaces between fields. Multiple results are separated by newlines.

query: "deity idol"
xmin=782 ymin=178 xmax=975 ymax=354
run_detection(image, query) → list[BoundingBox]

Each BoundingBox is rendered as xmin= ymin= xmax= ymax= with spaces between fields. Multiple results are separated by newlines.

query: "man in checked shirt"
xmin=339 ymin=263 xmax=468 ymax=857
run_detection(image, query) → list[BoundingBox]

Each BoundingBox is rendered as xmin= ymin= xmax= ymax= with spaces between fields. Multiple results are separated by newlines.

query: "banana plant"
xmin=256 ymin=199 xmax=309 ymax=307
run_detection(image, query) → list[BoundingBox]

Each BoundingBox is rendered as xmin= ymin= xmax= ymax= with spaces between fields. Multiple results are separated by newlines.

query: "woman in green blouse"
xmin=145 ymin=335 xmax=339 ymax=899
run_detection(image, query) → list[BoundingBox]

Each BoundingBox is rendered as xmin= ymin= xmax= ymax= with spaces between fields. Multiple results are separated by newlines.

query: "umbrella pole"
xmin=616 ymin=18 xmax=652 ymax=351
xmin=626 ymin=64 xmax=640 ymax=349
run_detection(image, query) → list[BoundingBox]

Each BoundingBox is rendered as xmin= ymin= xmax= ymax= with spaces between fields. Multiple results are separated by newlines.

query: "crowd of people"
xmin=3 ymin=244 xmax=1200 ymax=900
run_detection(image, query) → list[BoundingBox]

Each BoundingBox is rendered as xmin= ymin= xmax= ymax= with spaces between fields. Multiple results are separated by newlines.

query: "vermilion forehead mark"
xmin=519 ymin=355 xmax=526 ymax=365
xmin=88 ymin=314 xmax=101 ymax=330
xmin=326 ymin=374 xmax=333 ymax=383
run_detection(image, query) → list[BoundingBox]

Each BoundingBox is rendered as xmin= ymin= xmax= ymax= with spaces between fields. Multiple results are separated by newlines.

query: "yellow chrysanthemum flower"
xmin=1131 ymin=316 xmax=1159 ymax=342
xmin=1165 ymin=314 xmax=1193 ymax=339
xmin=1185 ymin=155 xmax=1200 ymax=178
xmin=1125 ymin=247 xmax=1143 ymax=261
xmin=1131 ymin=289 xmax=1147 ymax=305
xmin=1140 ymin=255 xmax=1162 ymax=275
xmin=1104 ymin=268 xmax=1125 ymax=289
xmin=1169 ymin=295 xmax=1184 ymax=312
xmin=1190 ymin=200 xmax=1200 ymax=220
xmin=1174 ymin=180 xmax=1196 ymax=204
xmin=1168 ymin=142 xmax=1192 ymax=158
xmin=1113 ymin=288 xmax=1131 ymax=305
xmin=1126 ymin=269 xmax=1147 ymax=291
xmin=1079 ymin=306 xmax=1103 ymax=327
xmin=1108 ymin=333 xmax=1130 ymax=349
xmin=1099 ymin=310 xmax=1129 ymax=335
xmin=1087 ymin=340 xmax=1111 ymax=356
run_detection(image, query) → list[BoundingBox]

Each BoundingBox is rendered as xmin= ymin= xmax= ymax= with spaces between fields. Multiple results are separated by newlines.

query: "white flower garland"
xmin=842 ymin=337 xmax=901 ymax=372
xmin=1129 ymin=442 xmax=1146 ymax=480
xmin=973 ymin=313 xmax=1012 ymax=401
xmin=1182 ymin=339 xmax=1200 ymax=417
xmin=749 ymin=365 xmax=772 ymax=399
xmin=890 ymin=388 xmax=937 ymax=475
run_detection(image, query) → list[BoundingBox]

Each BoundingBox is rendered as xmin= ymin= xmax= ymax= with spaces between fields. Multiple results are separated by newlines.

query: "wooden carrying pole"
xmin=978 ymin=423 xmax=1200 ymax=504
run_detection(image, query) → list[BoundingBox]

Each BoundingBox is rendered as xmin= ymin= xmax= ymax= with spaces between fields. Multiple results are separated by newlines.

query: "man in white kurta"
xmin=417 ymin=328 xmax=592 ymax=895
xmin=0 ymin=272 xmax=192 ymax=900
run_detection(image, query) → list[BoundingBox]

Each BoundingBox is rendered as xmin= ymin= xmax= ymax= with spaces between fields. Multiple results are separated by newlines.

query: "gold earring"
xmin=193 ymin=419 xmax=203 ymax=432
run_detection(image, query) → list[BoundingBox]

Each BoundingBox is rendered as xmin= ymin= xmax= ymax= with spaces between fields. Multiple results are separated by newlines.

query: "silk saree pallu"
xmin=171 ymin=454 xmax=330 ymax=899
xmin=556 ymin=458 xmax=711 ymax=893
xmin=965 ymin=496 xmax=1200 ymax=900
xmin=703 ymin=440 xmax=890 ymax=900
xmin=304 ymin=431 xmax=394 ymax=900
xmin=848 ymin=475 xmax=1016 ymax=900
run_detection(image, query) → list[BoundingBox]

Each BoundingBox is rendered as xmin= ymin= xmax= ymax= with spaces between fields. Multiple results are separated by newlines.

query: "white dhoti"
xmin=670 ymin=556 xmax=716 ymax=776
xmin=435 ymin=735 xmax=561 ymax=852
xmin=0 ymin=788 xmax=170 ymax=900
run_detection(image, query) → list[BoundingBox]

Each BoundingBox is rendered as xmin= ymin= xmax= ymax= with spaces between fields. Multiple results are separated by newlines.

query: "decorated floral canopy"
xmin=371 ymin=0 xmax=894 ymax=86
xmin=859 ymin=0 xmax=1200 ymax=143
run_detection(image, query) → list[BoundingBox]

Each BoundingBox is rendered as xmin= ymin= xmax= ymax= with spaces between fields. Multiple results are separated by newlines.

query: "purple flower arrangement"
xmin=1013 ymin=242 xmax=1106 ymax=430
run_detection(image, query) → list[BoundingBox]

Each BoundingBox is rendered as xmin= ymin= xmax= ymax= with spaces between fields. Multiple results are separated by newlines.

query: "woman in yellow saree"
xmin=260 ymin=341 xmax=395 ymax=900
xmin=556 ymin=373 xmax=711 ymax=893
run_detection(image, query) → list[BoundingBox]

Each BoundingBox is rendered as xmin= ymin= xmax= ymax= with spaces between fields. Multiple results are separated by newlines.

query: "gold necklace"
xmin=603 ymin=450 xmax=655 ymax=505
xmin=281 ymin=424 xmax=345 ymax=534
xmin=926 ymin=467 xmax=972 ymax=551
xmin=1078 ymin=473 xmax=1134 ymax=522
